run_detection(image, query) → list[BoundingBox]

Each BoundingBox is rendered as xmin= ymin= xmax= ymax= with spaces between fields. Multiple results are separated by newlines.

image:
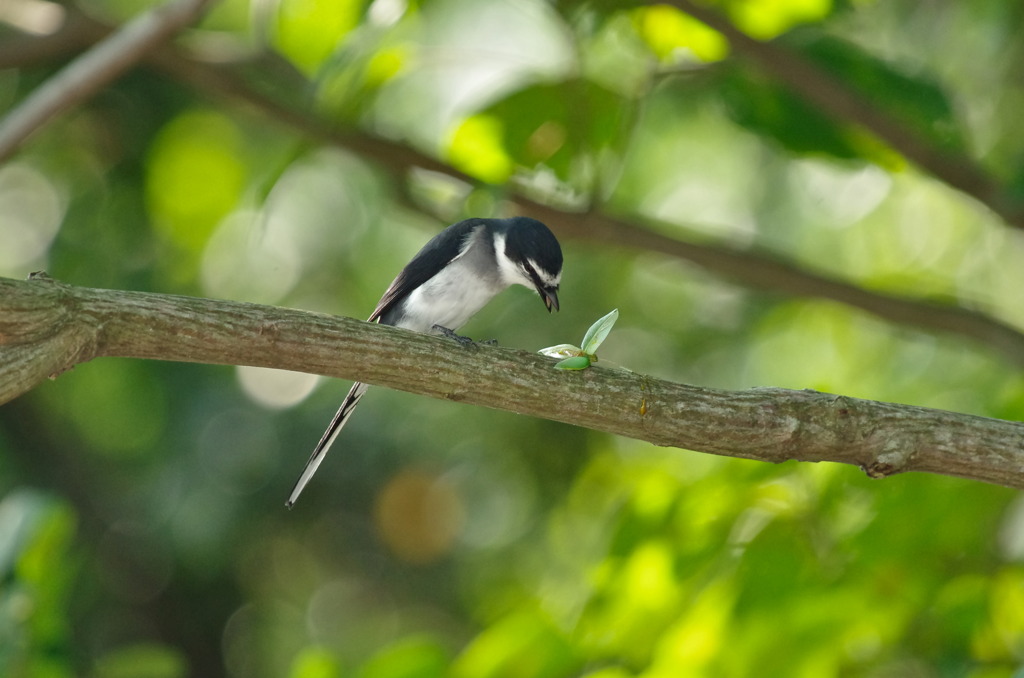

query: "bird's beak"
xmin=540 ymin=287 xmax=559 ymax=312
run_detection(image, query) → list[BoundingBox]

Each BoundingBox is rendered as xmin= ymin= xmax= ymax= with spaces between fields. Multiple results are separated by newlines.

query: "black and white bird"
xmin=286 ymin=216 xmax=563 ymax=507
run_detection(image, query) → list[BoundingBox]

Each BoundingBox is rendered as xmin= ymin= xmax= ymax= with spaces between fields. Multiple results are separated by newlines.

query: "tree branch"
xmin=3 ymin=275 xmax=1023 ymax=490
xmin=0 ymin=0 xmax=216 ymax=161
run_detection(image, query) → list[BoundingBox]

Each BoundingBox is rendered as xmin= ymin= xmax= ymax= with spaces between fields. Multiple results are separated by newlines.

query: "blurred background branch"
xmin=3 ymin=10 xmax=1023 ymax=366
xmin=0 ymin=0 xmax=217 ymax=160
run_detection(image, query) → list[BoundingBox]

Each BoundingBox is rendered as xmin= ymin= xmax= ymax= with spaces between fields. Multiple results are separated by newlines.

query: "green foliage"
xmin=719 ymin=30 xmax=965 ymax=165
xmin=447 ymin=114 xmax=515 ymax=184
xmin=632 ymin=5 xmax=730 ymax=63
xmin=146 ymin=109 xmax=251 ymax=256
xmin=722 ymin=0 xmax=835 ymax=39
xmin=272 ymin=0 xmax=367 ymax=75
xmin=445 ymin=79 xmax=633 ymax=188
xmin=452 ymin=610 xmax=578 ymax=678
xmin=0 ymin=492 xmax=77 ymax=677
xmin=720 ymin=65 xmax=874 ymax=161
xmin=482 ymin=82 xmax=631 ymax=187
xmin=93 ymin=644 xmax=188 ymax=678
xmin=4 ymin=0 xmax=1024 ymax=677
xmin=357 ymin=637 xmax=448 ymax=678
xmin=289 ymin=647 xmax=343 ymax=678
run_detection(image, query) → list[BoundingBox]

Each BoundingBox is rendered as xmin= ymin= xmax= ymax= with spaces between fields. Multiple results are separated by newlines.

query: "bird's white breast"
xmin=395 ymin=254 xmax=507 ymax=333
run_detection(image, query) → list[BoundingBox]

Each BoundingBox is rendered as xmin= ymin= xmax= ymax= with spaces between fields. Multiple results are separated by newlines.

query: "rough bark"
xmin=3 ymin=274 xmax=1023 ymax=489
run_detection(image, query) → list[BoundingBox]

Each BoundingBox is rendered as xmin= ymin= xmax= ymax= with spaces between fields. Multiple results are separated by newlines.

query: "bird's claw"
xmin=433 ymin=325 xmax=476 ymax=347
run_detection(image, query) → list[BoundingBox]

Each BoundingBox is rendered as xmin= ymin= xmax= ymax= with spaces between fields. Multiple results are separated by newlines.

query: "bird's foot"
xmin=432 ymin=325 xmax=498 ymax=347
xmin=433 ymin=325 xmax=476 ymax=347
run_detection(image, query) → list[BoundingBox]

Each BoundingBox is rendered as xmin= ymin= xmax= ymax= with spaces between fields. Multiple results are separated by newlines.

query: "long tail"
xmin=286 ymin=381 xmax=369 ymax=508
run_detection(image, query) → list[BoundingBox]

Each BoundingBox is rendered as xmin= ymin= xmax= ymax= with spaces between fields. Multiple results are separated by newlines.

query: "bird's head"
xmin=493 ymin=217 xmax=563 ymax=312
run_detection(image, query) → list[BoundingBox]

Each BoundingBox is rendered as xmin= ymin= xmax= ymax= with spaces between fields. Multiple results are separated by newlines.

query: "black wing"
xmin=369 ymin=219 xmax=482 ymax=323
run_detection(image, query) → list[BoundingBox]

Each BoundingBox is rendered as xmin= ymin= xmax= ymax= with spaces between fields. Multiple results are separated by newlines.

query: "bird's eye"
xmin=523 ymin=263 xmax=542 ymax=286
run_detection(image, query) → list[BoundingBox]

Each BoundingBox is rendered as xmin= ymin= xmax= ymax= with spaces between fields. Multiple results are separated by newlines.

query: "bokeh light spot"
xmin=236 ymin=367 xmax=320 ymax=410
xmin=147 ymin=110 xmax=247 ymax=253
xmin=67 ymin=362 xmax=167 ymax=458
xmin=0 ymin=163 xmax=64 ymax=274
xmin=446 ymin=115 xmax=514 ymax=184
xmin=373 ymin=469 xmax=464 ymax=564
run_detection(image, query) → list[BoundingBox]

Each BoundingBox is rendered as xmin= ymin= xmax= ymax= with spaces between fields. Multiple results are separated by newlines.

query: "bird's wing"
xmin=369 ymin=219 xmax=480 ymax=322
xmin=285 ymin=380 xmax=369 ymax=508
xmin=288 ymin=221 xmax=484 ymax=506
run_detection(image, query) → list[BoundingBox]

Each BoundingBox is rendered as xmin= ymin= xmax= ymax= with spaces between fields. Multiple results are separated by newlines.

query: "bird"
xmin=286 ymin=216 xmax=563 ymax=508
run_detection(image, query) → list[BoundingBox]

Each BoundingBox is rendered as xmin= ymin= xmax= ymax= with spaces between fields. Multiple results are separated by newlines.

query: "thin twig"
xmin=0 ymin=0 xmax=216 ymax=162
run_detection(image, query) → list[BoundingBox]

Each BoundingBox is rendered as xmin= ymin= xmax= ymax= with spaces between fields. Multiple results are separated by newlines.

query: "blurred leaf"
xmin=788 ymin=31 xmax=967 ymax=153
xmin=721 ymin=0 xmax=834 ymax=40
xmin=720 ymin=31 xmax=964 ymax=164
xmin=632 ymin=5 xmax=729 ymax=62
xmin=579 ymin=12 xmax=656 ymax=97
xmin=11 ymin=499 xmax=76 ymax=595
xmin=198 ymin=0 xmax=252 ymax=33
xmin=719 ymin=66 xmax=872 ymax=162
xmin=0 ymin=491 xmax=52 ymax=577
xmin=577 ymin=540 xmax=685 ymax=665
xmin=273 ymin=0 xmax=367 ymax=75
xmin=486 ymin=85 xmax=571 ymax=176
xmin=146 ymin=110 xmax=249 ymax=254
xmin=1005 ymin=161 xmax=1024 ymax=208
xmin=357 ymin=636 xmax=449 ymax=678
xmin=446 ymin=115 xmax=515 ymax=184
xmin=646 ymin=578 xmax=734 ymax=670
xmin=0 ymin=492 xmax=78 ymax=678
xmin=580 ymin=669 xmax=633 ymax=678
xmin=985 ymin=569 xmax=1024 ymax=659
xmin=93 ymin=644 xmax=188 ymax=678
xmin=288 ymin=647 xmax=343 ymax=678
xmin=314 ymin=29 xmax=412 ymax=122
xmin=452 ymin=610 xmax=577 ymax=678
xmin=481 ymin=81 xmax=632 ymax=185
xmin=61 ymin=362 xmax=167 ymax=458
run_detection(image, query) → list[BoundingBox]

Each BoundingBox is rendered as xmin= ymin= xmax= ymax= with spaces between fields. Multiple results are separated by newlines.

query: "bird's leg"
xmin=432 ymin=325 xmax=476 ymax=347
xmin=431 ymin=325 xmax=497 ymax=347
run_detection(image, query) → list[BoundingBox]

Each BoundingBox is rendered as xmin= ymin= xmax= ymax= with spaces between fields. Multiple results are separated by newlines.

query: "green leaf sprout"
xmin=553 ymin=355 xmax=593 ymax=370
xmin=539 ymin=309 xmax=619 ymax=370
